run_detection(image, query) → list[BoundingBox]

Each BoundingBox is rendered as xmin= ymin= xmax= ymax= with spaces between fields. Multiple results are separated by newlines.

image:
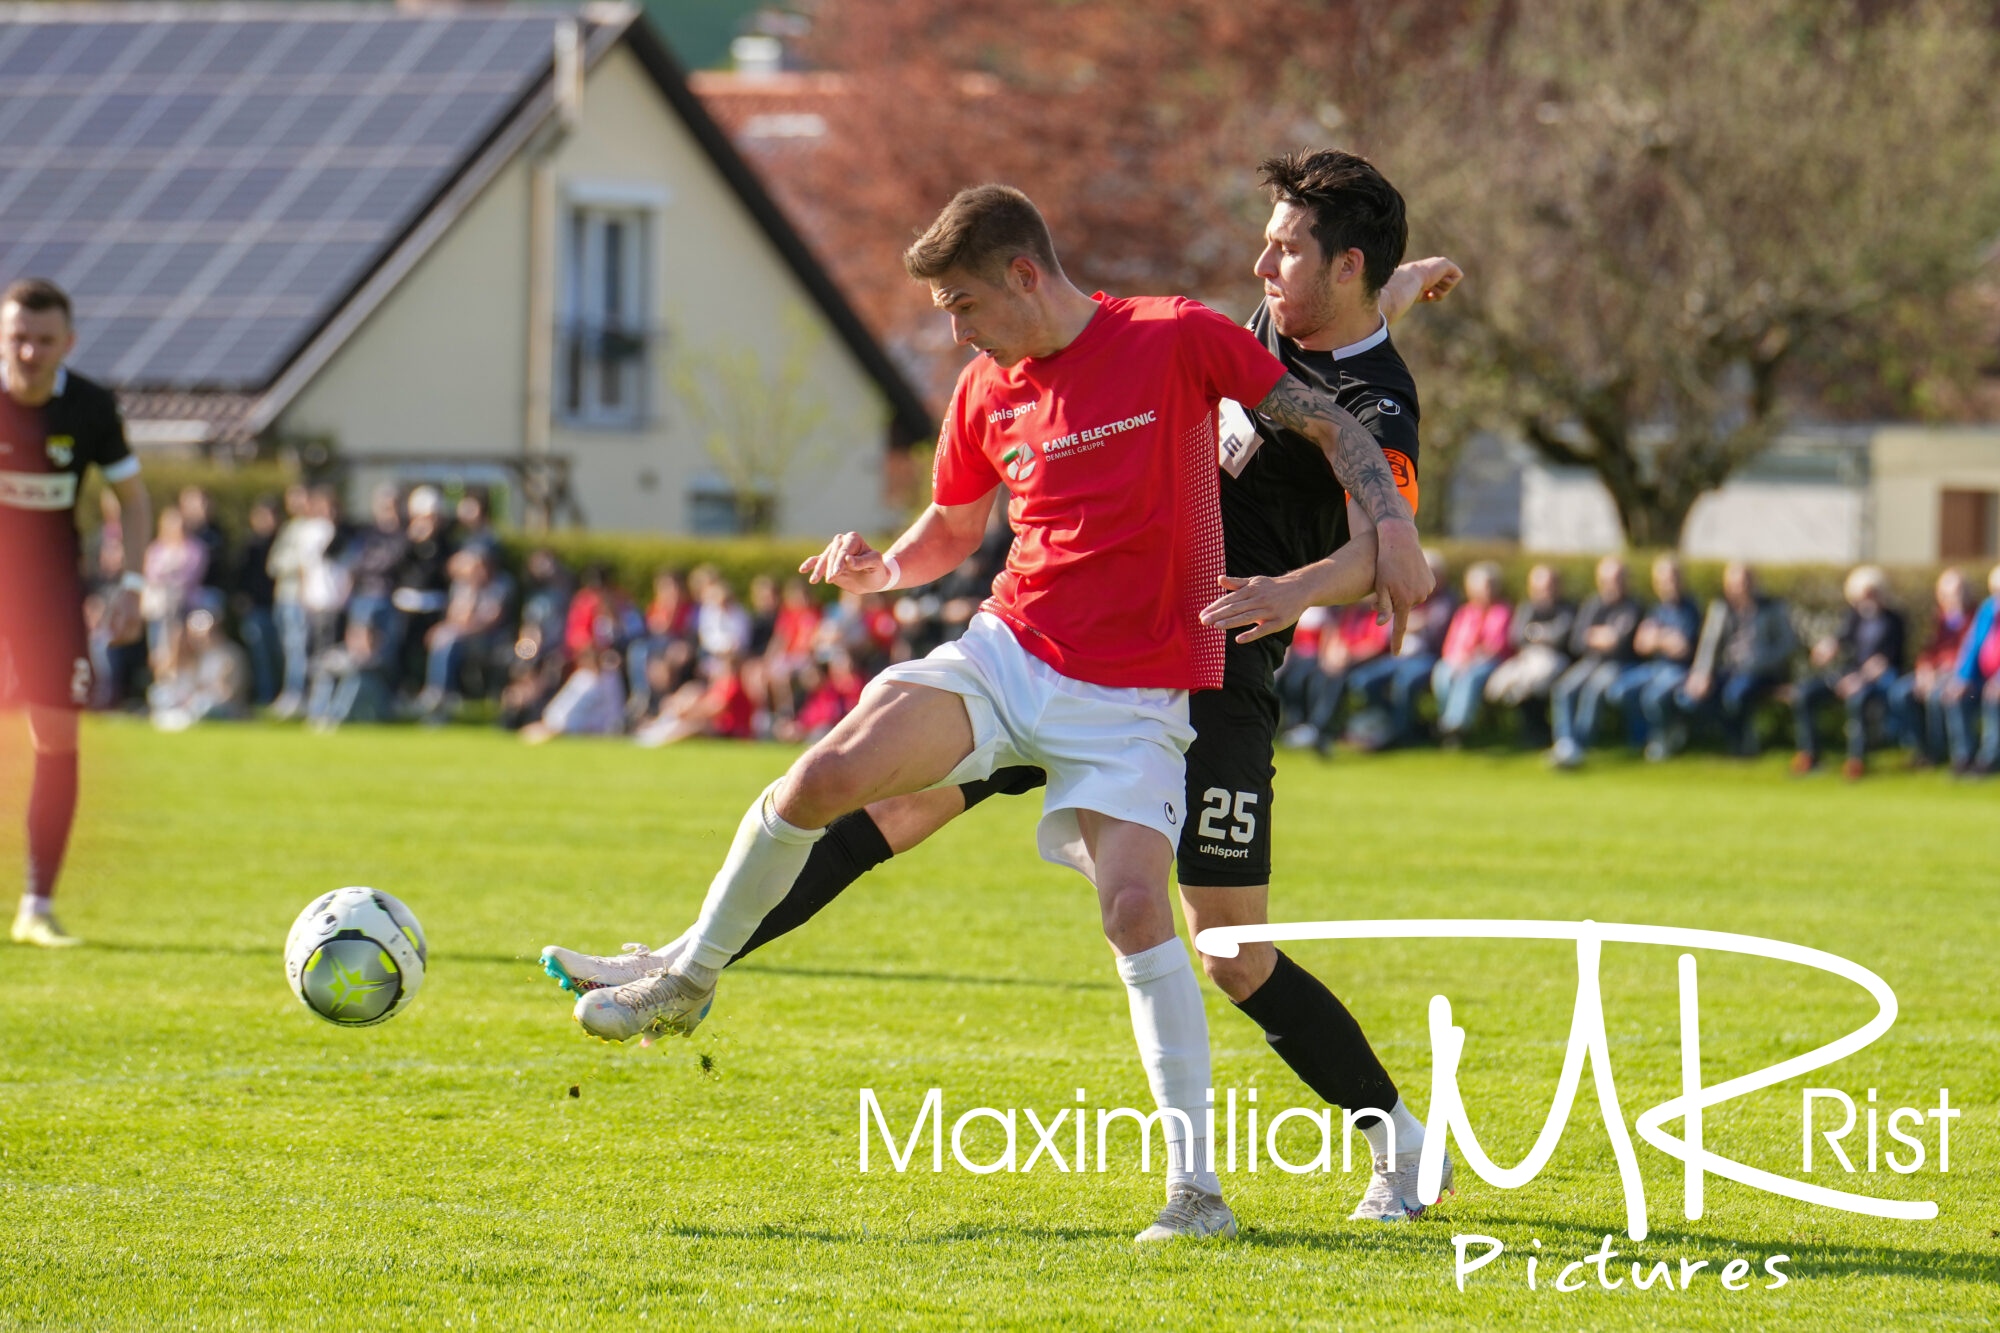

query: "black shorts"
xmin=1175 ymin=683 xmax=1279 ymax=889
xmin=0 ymin=591 xmax=92 ymax=710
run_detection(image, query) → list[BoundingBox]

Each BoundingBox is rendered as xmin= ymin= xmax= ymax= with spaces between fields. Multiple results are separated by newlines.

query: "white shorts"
xmin=871 ymin=613 xmax=1194 ymax=881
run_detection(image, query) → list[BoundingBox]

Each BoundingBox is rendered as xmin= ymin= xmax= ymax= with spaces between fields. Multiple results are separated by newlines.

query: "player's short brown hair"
xmin=1258 ymin=150 xmax=1407 ymax=295
xmin=904 ymin=185 xmax=1062 ymax=284
xmin=1 ymin=277 xmax=72 ymax=323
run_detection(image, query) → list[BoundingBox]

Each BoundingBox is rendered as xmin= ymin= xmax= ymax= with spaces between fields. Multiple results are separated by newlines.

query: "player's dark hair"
xmin=1258 ymin=150 xmax=1407 ymax=295
xmin=904 ymin=185 xmax=1063 ymax=284
xmin=2 ymin=277 xmax=72 ymax=323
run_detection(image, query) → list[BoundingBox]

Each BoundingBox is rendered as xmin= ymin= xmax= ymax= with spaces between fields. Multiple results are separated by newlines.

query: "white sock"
xmin=1116 ymin=937 xmax=1221 ymax=1197
xmin=684 ymin=784 xmax=825 ymax=970
xmin=18 ymin=893 xmax=50 ymax=917
xmin=1360 ymin=1097 xmax=1427 ymax=1160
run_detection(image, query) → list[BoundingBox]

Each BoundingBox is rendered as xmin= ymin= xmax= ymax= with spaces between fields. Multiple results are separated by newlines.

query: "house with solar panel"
xmin=0 ymin=3 xmax=931 ymax=534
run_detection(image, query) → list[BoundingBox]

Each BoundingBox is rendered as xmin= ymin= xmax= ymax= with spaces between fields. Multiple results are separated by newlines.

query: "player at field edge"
xmin=1 ymin=278 xmax=150 ymax=948
xmin=548 ymin=163 xmax=1456 ymax=1232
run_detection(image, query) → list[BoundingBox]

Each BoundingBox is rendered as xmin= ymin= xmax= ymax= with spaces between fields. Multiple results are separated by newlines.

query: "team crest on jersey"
xmin=45 ymin=435 xmax=74 ymax=467
xmin=1004 ymin=440 xmax=1038 ymax=483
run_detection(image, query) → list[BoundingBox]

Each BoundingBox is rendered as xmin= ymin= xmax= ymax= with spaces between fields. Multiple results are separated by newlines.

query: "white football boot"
xmin=11 ymin=901 xmax=81 ymax=948
xmin=540 ymin=934 xmax=689 ymax=996
xmin=1350 ymin=1146 xmax=1455 ymax=1222
xmin=573 ymin=958 xmax=718 ymax=1043
xmin=1134 ymin=1185 xmax=1238 ymax=1243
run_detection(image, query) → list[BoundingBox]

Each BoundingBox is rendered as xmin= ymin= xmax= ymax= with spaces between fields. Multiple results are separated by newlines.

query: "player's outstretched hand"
xmin=1200 ymin=574 xmax=1310 ymax=644
xmin=1371 ymin=519 xmax=1433 ymax=654
xmin=800 ymin=531 xmax=889 ymax=593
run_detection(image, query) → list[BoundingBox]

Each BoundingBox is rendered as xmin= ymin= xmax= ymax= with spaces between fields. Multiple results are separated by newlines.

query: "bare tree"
xmin=1368 ymin=0 xmax=2000 ymax=545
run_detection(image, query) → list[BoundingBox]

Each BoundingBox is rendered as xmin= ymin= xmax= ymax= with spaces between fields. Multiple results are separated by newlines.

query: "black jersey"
xmin=0 ymin=368 xmax=137 ymax=601
xmin=1214 ymin=303 xmax=1422 ymax=691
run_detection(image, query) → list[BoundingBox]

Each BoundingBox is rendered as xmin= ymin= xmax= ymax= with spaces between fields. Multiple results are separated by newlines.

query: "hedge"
xmin=72 ymin=460 xmax=1980 ymax=622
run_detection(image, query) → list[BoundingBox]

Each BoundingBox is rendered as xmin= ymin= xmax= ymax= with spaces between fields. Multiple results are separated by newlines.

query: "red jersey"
xmin=931 ymin=295 xmax=1286 ymax=690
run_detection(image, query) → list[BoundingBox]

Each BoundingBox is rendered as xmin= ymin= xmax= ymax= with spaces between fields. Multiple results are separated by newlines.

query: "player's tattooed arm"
xmin=1252 ymin=375 xmax=1409 ymax=528
xmin=1251 ymin=375 xmax=1433 ymax=647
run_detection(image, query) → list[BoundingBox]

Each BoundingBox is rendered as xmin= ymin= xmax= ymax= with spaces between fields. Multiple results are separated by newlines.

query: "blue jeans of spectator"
xmin=1901 ymin=675 xmax=1965 ymax=764
xmin=426 ymin=633 xmax=469 ymax=697
xmin=1606 ymin=660 xmax=1683 ymax=747
xmin=1380 ymin=653 xmax=1440 ymax=743
xmin=1551 ymin=658 xmax=1624 ymax=748
xmin=1681 ymin=671 xmax=1782 ymax=755
xmin=1275 ymin=652 xmax=1318 ymax=729
xmin=1794 ymin=673 xmax=1898 ymax=761
xmin=309 ymin=667 xmax=394 ymax=726
xmin=276 ymin=601 xmax=311 ymax=701
xmin=1432 ymin=657 xmax=1501 ymax=736
xmin=237 ymin=605 xmax=280 ymax=705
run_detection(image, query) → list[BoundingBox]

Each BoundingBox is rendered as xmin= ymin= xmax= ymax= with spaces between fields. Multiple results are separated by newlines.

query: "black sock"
xmin=957 ymin=765 xmax=1047 ymax=810
xmin=1233 ymin=949 xmax=1400 ymax=1126
xmin=730 ymin=808 xmax=894 ymax=963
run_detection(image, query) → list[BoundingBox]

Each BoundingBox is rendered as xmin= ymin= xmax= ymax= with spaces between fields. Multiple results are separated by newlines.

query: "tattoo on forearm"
xmin=1254 ymin=376 xmax=1406 ymax=525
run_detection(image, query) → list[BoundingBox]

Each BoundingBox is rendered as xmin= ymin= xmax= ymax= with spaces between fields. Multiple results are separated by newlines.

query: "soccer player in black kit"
xmin=1 ymin=279 xmax=151 ymax=948
xmin=545 ymin=152 xmax=1464 ymax=1225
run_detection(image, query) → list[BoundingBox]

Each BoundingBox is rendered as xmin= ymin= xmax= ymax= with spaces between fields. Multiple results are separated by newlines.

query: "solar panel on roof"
xmin=0 ymin=9 xmax=564 ymax=390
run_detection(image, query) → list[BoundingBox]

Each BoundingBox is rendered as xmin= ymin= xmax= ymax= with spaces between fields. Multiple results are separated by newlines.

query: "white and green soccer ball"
xmin=284 ymin=887 xmax=428 ymax=1027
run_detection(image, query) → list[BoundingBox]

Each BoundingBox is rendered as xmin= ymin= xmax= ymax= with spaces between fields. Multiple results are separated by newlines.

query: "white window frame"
xmin=558 ymin=192 xmax=660 ymax=429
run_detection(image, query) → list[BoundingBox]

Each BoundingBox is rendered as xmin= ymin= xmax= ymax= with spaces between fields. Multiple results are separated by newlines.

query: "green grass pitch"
xmin=1 ymin=720 xmax=1994 ymax=1330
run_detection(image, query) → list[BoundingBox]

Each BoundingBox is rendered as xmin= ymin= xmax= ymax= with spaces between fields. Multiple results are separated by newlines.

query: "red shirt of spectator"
xmin=1441 ymin=602 xmax=1513 ymax=666
xmin=704 ymin=671 xmax=756 ymax=739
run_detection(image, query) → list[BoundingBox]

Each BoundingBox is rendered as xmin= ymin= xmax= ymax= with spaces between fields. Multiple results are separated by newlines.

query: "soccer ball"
xmin=284 ymin=887 xmax=428 ymax=1027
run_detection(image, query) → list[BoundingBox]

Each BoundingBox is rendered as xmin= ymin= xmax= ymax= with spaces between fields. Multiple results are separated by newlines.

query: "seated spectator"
xmin=782 ymin=648 xmax=866 ymax=743
xmin=1941 ymin=563 xmax=2000 ymax=776
xmin=519 ymin=548 xmax=575 ymax=660
xmin=389 ymin=486 xmax=454 ymax=689
xmin=346 ymin=484 xmax=409 ymax=648
xmin=141 ymin=507 xmax=208 ymax=666
xmin=1605 ymin=555 xmax=1700 ymax=755
xmin=695 ymin=574 xmax=753 ymax=660
xmin=1663 ymin=562 xmax=1796 ymax=758
xmin=1893 ymin=567 xmax=1975 ymax=768
xmin=634 ymin=651 xmax=760 ymax=747
xmin=1790 ymin=565 xmax=1906 ymax=778
xmin=453 ymin=489 xmax=501 ymax=562
xmin=306 ymin=620 xmax=396 ymax=731
xmin=763 ymin=577 xmax=823 ymax=726
xmin=231 ymin=496 xmax=283 ymax=706
xmin=1548 ymin=555 xmax=1643 ymax=768
xmin=178 ymin=485 xmax=229 ymax=617
xmin=628 ymin=567 xmax=696 ymax=703
xmin=1484 ymin=563 xmax=1575 ymax=744
xmin=148 ymin=608 xmax=249 ymax=731
xmin=1275 ymin=605 xmax=1334 ymax=734
xmin=1343 ymin=549 xmax=1454 ymax=749
xmin=1432 ymin=562 xmax=1512 ymax=745
xmin=498 ymin=652 xmax=566 ymax=732
xmin=564 ymin=565 xmax=637 ymax=661
xmin=522 ymin=647 xmax=627 ymax=743
xmin=415 ymin=548 xmax=516 ymax=721
xmin=1280 ymin=604 xmax=1390 ymax=754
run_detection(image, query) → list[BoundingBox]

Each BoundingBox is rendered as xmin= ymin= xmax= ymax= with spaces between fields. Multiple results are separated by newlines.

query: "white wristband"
xmin=118 ymin=572 xmax=145 ymax=593
xmin=879 ymin=551 xmax=902 ymax=591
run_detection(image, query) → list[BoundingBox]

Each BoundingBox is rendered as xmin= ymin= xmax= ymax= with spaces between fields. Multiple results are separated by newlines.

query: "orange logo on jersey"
xmin=1385 ymin=448 xmax=1419 ymax=514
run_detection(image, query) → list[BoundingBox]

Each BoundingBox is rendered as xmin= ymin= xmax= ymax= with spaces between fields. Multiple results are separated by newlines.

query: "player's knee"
xmin=1196 ymin=941 xmax=1273 ymax=1004
xmin=781 ymin=748 xmax=859 ymax=825
xmin=1098 ymin=881 xmax=1172 ymax=953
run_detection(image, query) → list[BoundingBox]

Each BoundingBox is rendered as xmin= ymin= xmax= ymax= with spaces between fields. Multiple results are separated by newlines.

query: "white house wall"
xmin=280 ymin=42 xmax=894 ymax=538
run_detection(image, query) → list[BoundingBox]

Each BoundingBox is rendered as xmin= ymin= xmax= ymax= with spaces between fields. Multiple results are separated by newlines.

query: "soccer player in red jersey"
xmin=554 ymin=186 xmax=1429 ymax=1241
xmin=1 ymin=279 xmax=150 ymax=948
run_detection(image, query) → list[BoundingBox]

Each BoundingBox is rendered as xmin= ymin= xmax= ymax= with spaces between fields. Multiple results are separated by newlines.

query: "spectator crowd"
xmin=82 ymin=482 xmax=1015 ymax=749
xmin=79 ymin=482 xmax=2000 ymax=778
xmin=1278 ymin=550 xmax=2000 ymax=777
